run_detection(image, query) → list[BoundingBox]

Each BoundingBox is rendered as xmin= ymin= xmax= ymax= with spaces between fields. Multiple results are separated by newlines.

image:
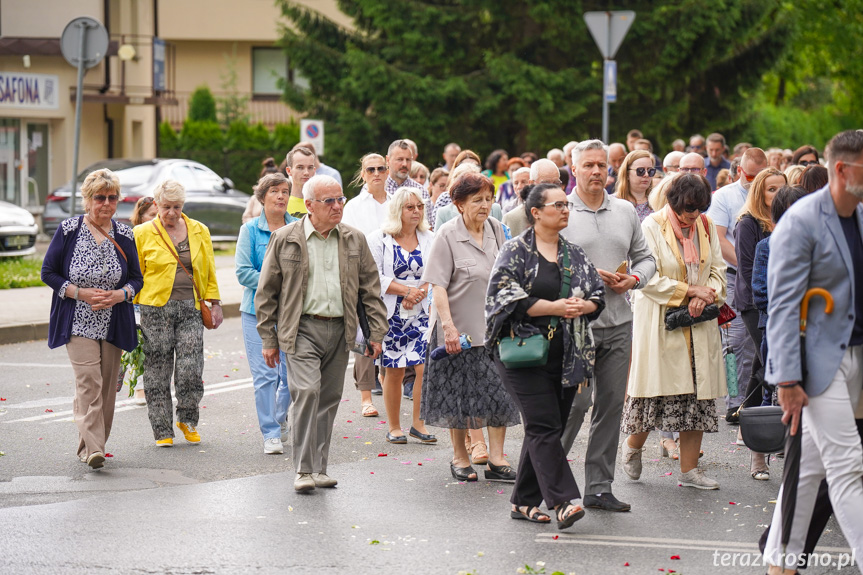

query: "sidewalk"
xmin=0 ymin=254 xmax=243 ymax=345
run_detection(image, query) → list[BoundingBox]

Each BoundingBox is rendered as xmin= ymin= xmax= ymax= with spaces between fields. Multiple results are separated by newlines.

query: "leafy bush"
xmin=0 ymin=257 xmax=44 ymax=289
xmin=179 ymin=120 xmax=223 ymax=152
xmin=736 ymin=99 xmax=857 ymax=150
xmin=188 ymin=86 xmax=217 ymax=122
xmin=271 ymin=121 xmax=300 ymax=151
xmin=159 ymin=121 xmax=180 ymax=155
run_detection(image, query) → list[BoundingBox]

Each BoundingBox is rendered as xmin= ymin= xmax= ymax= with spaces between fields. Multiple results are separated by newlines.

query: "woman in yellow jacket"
xmin=135 ymin=180 xmax=222 ymax=447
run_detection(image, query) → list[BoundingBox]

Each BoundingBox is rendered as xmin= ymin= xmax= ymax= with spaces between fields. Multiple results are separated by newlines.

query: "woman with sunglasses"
xmin=487 ymin=183 xmax=605 ymax=528
xmin=135 ymin=180 xmax=223 ymax=447
xmin=367 ymin=186 xmax=435 ymax=444
xmin=343 ymin=153 xmax=392 ymax=419
xmin=620 ymin=174 xmax=727 ymax=490
xmin=616 ymin=150 xmax=657 ymax=222
xmin=42 ymin=169 xmax=143 ymax=469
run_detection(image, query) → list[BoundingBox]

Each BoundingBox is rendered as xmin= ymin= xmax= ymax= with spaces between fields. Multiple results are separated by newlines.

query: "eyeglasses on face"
xmin=543 ymin=201 xmax=574 ymax=212
xmin=312 ymin=196 xmax=347 ymax=206
xmin=798 ymin=160 xmax=819 ymax=167
xmin=93 ymin=194 xmax=119 ymax=203
xmin=365 ymin=166 xmax=387 ymax=174
xmin=683 ymin=203 xmax=710 ymax=213
xmin=740 ymin=169 xmax=758 ymax=182
xmin=679 ymin=167 xmax=703 ymax=173
xmin=403 ymin=203 xmax=424 ymax=212
xmin=631 ymin=167 xmax=657 ymax=177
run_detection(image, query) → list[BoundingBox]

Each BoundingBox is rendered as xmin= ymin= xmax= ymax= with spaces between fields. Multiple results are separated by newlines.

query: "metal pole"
xmin=69 ymin=21 xmax=89 ymax=219
xmin=602 ymin=59 xmax=609 ymax=144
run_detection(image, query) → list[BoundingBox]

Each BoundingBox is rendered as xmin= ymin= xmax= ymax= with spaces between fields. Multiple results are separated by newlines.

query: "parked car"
xmin=0 ymin=201 xmax=39 ymax=258
xmin=43 ymin=159 xmax=250 ymax=241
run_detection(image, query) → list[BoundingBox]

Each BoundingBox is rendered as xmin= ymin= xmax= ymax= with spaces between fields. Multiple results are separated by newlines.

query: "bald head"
xmin=609 ymin=143 xmax=627 ymax=172
xmin=547 ymin=148 xmax=565 ymax=167
xmin=679 ymin=153 xmax=706 ymax=175
xmin=529 ymin=159 xmax=561 ymax=185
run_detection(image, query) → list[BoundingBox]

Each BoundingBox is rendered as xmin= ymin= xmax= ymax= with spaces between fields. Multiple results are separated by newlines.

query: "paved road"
xmin=0 ymin=320 xmax=852 ymax=574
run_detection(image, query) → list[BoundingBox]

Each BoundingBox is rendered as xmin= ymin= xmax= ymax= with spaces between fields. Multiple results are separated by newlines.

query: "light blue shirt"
xmin=315 ymin=162 xmax=342 ymax=186
xmin=706 ymin=180 xmax=747 ymax=269
xmin=235 ymin=213 xmax=297 ymax=315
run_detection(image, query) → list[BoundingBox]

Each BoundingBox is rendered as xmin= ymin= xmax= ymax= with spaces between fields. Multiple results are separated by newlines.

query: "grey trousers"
xmin=561 ymin=322 xmax=631 ymax=496
xmin=724 ymin=272 xmax=756 ymax=410
xmin=284 ymin=317 xmax=349 ymax=475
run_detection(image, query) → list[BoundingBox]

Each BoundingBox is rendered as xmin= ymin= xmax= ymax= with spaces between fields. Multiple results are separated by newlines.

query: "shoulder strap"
xmin=701 ymin=213 xmax=710 ymax=241
xmin=86 ymin=217 xmax=127 ymax=262
xmin=151 ymin=221 xmax=204 ymax=303
xmin=549 ymin=242 xmax=572 ymax=332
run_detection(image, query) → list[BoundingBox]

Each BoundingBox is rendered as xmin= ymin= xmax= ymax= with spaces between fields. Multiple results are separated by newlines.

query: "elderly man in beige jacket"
xmin=256 ymin=174 xmax=388 ymax=493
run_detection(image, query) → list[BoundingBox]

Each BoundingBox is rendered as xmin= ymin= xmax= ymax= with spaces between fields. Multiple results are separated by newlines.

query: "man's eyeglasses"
xmin=365 ymin=166 xmax=387 ymax=174
xmin=543 ymin=201 xmax=574 ymax=212
xmin=93 ymin=194 xmax=119 ymax=203
xmin=403 ymin=204 xmax=424 ymax=212
xmin=312 ymin=196 xmax=347 ymax=206
xmin=679 ymin=167 xmax=704 ymax=173
xmin=740 ymin=169 xmax=759 ymax=182
xmin=630 ymin=167 xmax=657 ymax=177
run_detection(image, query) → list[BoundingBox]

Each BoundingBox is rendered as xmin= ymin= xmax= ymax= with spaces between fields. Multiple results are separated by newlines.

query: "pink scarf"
xmin=666 ymin=205 xmax=699 ymax=265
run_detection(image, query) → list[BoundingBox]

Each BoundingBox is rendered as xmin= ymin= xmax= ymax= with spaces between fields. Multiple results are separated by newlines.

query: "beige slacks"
xmin=284 ymin=317 xmax=349 ymax=475
xmin=66 ymin=336 xmax=122 ymax=459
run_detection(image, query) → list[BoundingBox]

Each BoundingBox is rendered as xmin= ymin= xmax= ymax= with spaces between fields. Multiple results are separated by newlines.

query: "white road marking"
xmin=3 ymin=377 xmax=254 ymax=424
xmin=535 ymin=533 xmax=852 ymax=554
xmin=0 ymin=362 xmax=72 ymax=368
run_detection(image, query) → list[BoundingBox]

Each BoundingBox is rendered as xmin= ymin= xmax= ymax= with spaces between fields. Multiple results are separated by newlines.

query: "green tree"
xmin=188 ymin=86 xmax=217 ymax=123
xmin=277 ymin=0 xmax=792 ymax=176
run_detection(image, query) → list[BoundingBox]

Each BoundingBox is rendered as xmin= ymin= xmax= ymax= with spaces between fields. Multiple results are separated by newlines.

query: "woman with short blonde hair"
xmin=616 ymin=150 xmax=656 ymax=221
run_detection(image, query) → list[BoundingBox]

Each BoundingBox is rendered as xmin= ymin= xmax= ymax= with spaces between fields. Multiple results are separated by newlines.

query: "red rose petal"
xmin=417 ymin=463 xmax=422 ymax=466
xmin=105 ymin=453 xmax=113 ymax=457
xmin=623 ymin=563 xmax=629 ymax=567
xmin=377 ymin=453 xmax=387 ymax=457
xmin=552 ymin=535 xmax=559 ymax=540
xmin=370 ymin=472 xmax=374 ymax=474
xmin=729 ymin=501 xmax=736 ymax=505
xmin=0 ymin=398 xmax=6 ymax=401
xmin=346 ymin=420 xmax=353 ymax=423
xmin=670 ymin=555 xmax=681 ymax=560
xmin=44 ymin=409 xmax=53 ymax=413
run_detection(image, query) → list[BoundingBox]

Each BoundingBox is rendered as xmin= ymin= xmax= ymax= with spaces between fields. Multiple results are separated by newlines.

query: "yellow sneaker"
xmin=176 ymin=422 xmax=201 ymax=443
xmin=156 ymin=438 xmax=173 ymax=447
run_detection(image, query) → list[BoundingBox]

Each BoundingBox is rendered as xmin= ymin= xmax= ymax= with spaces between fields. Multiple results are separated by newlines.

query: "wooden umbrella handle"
xmin=800 ymin=287 xmax=834 ymax=332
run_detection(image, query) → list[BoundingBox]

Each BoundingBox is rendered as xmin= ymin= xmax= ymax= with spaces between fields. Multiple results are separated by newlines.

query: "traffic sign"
xmin=300 ymin=119 xmax=325 ymax=157
xmin=584 ymin=11 xmax=635 ymax=60
xmin=60 ymin=17 xmax=109 ymax=69
xmin=604 ymin=60 xmax=617 ymax=102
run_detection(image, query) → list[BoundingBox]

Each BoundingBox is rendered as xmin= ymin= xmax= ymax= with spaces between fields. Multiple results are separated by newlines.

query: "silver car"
xmin=0 ymin=201 xmax=38 ymax=258
xmin=43 ymin=159 xmax=250 ymax=241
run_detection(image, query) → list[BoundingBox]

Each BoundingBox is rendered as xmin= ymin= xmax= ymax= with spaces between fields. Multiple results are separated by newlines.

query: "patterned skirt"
xmin=420 ymin=325 xmax=521 ymax=429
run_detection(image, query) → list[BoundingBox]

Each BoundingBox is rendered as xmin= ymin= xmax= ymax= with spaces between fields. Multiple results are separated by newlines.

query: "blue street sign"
xmin=605 ymin=60 xmax=617 ymax=103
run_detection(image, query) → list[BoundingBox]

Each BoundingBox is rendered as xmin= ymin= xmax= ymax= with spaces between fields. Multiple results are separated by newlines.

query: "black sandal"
xmin=485 ymin=461 xmax=517 ymax=482
xmin=450 ymin=462 xmax=478 ymax=482
xmin=555 ymin=501 xmax=585 ymax=530
xmin=510 ymin=505 xmax=551 ymax=523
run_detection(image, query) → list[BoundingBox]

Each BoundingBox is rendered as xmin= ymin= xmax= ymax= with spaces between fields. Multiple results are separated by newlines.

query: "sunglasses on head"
xmin=140 ymin=197 xmax=155 ymax=205
xmin=93 ymin=194 xmax=119 ymax=203
xmin=631 ymin=167 xmax=657 ymax=177
xmin=365 ymin=166 xmax=387 ymax=174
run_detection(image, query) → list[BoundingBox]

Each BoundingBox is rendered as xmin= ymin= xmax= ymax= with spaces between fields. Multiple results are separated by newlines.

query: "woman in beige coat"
xmin=619 ymin=174 xmax=727 ymax=490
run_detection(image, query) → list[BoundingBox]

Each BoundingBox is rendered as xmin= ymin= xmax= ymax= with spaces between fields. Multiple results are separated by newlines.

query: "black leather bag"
xmin=664 ymin=303 xmax=720 ymax=331
xmin=738 ymin=406 xmax=786 ymax=453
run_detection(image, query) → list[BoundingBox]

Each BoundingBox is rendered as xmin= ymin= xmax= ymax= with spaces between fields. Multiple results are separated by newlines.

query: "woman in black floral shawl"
xmin=486 ymin=183 xmax=605 ymax=530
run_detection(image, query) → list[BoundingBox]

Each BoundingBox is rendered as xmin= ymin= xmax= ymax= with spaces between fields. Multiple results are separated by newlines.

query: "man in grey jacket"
xmin=762 ymin=130 xmax=863 ymax=572
xmin=256 ymin=175 xmax=387 ymax=493
xmin=560 ymin=139 xmax=656 ymax=513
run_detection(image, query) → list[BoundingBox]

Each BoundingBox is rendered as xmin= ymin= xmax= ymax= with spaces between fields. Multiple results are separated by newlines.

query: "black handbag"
xmin=498 ymin=246 xmax=571 ymax=369
xmin=738 ymin=406 xmax=785 ymax=453
xmin=664 ymin=303 xmax=720 ymax=330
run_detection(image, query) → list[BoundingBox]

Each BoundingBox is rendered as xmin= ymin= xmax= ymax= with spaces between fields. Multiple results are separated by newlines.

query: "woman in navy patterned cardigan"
xmin=41 ymin=169 xmax=143 ymax=470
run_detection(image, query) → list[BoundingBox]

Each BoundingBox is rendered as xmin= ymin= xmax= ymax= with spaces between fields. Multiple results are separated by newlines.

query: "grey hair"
xmin=387 ymin=139 xmax=412 ymax=156
xmin=380 ymin=186 xmax=429 ymax=236
xmin=663 ymin=151 xmax=684 ymax=169
xmin=303 ymin=174 xmax=341 ymax=201
xmin=546 ymin=148 xmax=564 ymax=161
xmin=154 ymin=179 xmax=186 ymax=204
xmin=529 ymin=158 xmax=558 ymax=181
xmin=513 ymin=166 xmax=531 ymax=178
xmin=571 ymin=140 xmax=609 ymax=166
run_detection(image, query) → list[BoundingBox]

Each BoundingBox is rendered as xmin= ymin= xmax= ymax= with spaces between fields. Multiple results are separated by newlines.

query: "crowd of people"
xmin=41 ymin=128 xmax=863 ymax=569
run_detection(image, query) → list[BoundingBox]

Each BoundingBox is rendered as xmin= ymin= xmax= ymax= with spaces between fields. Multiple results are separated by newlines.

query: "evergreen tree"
xmin=277 ymin=0 xmax=791 ymax=174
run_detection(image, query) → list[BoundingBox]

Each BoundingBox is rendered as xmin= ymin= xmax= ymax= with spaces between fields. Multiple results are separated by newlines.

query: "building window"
xmin=252 ymin=47 xmax=308 ymax=96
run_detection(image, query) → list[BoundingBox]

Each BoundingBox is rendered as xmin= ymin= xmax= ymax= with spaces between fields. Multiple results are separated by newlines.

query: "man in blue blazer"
xmin=762 ymin=130 xmax=863 ymax=572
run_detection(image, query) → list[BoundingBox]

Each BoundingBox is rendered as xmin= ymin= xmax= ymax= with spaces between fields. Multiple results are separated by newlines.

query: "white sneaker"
xmin=264 ymin=437 xmax=284 ymax=455
xmin=679 ymin=468 xmax=719 ymax=490
xmin=621 ymin=441 xmax=644 ymax=480
xmin=280 ymin=420 xmax=289 ymax=443
xmin=294 ymin=473 xmax=315 ymax=492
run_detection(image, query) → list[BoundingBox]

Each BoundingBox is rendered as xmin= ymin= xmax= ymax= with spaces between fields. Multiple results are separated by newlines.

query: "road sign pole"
xmin=602 ymin=59 xmax=609 ymax=144
xmin=69 ymin=21 xmax=89 ymax=219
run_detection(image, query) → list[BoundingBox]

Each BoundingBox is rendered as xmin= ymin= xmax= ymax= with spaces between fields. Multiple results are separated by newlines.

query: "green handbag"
xmin=498 ymin=246 xmax=572 ymax=369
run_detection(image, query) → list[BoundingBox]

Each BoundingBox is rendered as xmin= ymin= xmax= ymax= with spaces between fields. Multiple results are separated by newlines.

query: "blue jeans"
xmin=241 ymin=312 xmax=290 ymax=440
